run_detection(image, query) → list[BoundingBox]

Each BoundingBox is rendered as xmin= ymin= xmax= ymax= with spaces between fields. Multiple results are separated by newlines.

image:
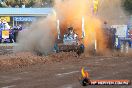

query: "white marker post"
xmin=53 ymin=9 xmax=60 ymax=39
xmin=95 ymin=39 xmax=97 ymax=52
xmin=57 ymin=19 xmax=60 ymax=39
xmin=82 ymin=16 xmax=85 ymax=38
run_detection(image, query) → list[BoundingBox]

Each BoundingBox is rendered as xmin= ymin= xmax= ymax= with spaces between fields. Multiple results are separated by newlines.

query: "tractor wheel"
xmin=77 ymin=44 xmax=85 ymax=55
xmin=54 ymin=43 xmax=59 ymax=53
xmin=80 ymin=44 xmax=85 ymax=53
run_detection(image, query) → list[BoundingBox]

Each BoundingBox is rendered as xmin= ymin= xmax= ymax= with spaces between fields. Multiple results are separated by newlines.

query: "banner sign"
xmin=2 ymin=30 xmax=9 ymax=39
xmin=13 ymin=17 xmax=36 ymax=22
xmin=0 ymin=17 xmax=10 ymax=22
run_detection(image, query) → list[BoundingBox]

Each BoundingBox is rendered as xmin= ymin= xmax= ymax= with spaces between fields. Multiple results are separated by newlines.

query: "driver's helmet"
xmin=68 ymin=27 xmax=74 ymax=35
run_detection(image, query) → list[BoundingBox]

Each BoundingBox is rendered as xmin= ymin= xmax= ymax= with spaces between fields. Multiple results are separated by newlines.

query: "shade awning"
xmin=0 ymin=8 xmax=53 ymax=16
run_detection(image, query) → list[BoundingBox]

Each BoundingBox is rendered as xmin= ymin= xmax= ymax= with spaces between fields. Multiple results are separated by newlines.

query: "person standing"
xmin=9 ymin=28 xmax=14 ymax=43
xmin=13 ymin=26 xmax=19 ymax=42
xmin=0 ymin=19 xmax=2 ymax=43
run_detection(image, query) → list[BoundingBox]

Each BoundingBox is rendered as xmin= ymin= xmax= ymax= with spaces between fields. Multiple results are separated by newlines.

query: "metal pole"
xmin=13 ymin=17 xmax=14 ymax=27
xmin=82 ymin=16 xmax=85 ymax=38
xmin=53 ymin=9 xmax=60 ymax=39
xmin=95 ymin=39 xmax=97 ymax=51
xmin=16 ymin=21 xmax=17 ymax=26
xmin=57 ymin=19 xmax=60 ymax=39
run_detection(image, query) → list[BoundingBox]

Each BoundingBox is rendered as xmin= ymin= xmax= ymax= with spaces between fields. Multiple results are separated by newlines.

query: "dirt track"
xmin=0 ymin=44 xmax=132 ymax=88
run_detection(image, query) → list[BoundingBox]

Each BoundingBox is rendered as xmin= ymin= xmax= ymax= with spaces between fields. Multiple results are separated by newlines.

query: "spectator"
xmin=9 ymin=28 xmax=14 ymax=43
xmin=13 ymin=26 xmax=20 ymax=42
xmin=18 ymin=25 xmax=23 ymax=30
xmin=3 ymin=19 xmax=10 ymax=30
xmin=0 ymin=19 xmax=6 ymax=30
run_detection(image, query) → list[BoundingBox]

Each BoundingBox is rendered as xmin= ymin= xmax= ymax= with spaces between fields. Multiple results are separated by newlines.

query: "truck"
xmin=111 ymin=25 xmax=132 ymax=53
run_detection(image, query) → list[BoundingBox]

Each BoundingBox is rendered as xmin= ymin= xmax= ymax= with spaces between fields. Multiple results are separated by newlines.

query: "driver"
xmin=67 ymin=27 xmax=77 ymax=39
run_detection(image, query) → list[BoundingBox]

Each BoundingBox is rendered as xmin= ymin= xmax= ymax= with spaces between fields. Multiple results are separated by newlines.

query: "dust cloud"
xmin=98 ymin=0 xmax=129 ymax=25
xmin=14 ymin=15 xmax=57 ymax=55
xmin=15 ymin=0 xmax=130 ymax=55
xmin=54 ymin=0 xmax=106 ymax=53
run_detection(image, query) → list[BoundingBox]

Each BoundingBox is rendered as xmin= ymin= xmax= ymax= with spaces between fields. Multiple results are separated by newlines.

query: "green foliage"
xmin=124 ymin=0 xmax=132 ymax=13
xmin=0 ymin=0 xmax=54 ymax=7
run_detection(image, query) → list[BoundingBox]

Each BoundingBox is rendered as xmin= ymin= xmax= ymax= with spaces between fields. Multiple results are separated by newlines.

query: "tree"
xmin=124 ymin=0 xmax=132 ymax=13
xmin=0 ymin=0 xmax=54 ymax=7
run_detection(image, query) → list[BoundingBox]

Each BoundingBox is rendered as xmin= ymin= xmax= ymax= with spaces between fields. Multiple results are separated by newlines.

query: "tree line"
xmin=123 ymin=0 xmax=132 ymax=14
xmin=0 ymin=0 xmax=54 ymax=8
xmin=0 ymin=0 xmax=132 ymax=14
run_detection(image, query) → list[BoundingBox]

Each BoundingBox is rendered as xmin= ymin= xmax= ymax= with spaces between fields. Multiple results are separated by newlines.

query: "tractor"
xmin=54 ymin=26 xmax=85 ymax=55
